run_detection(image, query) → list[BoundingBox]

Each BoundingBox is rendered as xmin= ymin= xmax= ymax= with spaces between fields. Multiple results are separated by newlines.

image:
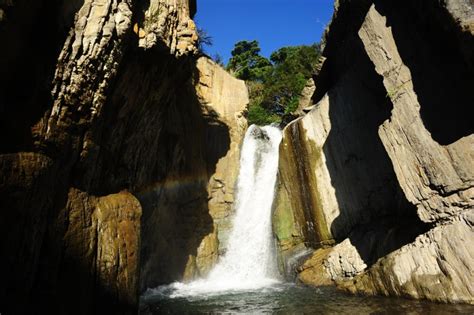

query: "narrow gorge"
xmin=0 ymin=0 xmax=473 ymax=314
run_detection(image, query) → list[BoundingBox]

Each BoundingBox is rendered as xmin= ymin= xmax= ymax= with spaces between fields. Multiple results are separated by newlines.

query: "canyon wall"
xmin=274 ymin=0 xmax=474 ymax=304
xmin=0 ymin=0 xmax=247 ymax=313
xmin=2 ymin=0 xmax=472 ymax=311
xmin=139 ymin=56 xmax=248 ymax=289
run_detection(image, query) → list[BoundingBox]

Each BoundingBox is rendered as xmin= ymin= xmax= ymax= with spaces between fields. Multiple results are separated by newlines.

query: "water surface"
xmin=140 ymin=125 xmax=474 ymax=314
xmin=140 ymin=283 xmax=474 ymax=314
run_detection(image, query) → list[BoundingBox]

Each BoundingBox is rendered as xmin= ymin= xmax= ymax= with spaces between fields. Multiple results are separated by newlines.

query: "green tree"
xmin=269 ymin=46 xmax=299 ymax=65
xmin=263 ymin=44 xmax=321 ymax=115
xmin=226 ymin=41 xmax=321 ymax=125
xmin=246 ymin=81 xmax=280 ymax=126
xmin=226 ymin=40 xmax=272 ymax=81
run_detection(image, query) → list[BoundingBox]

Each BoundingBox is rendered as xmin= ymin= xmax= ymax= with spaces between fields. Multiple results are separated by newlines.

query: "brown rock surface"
xmin=0 ymin=0 xmax=247 ymax=313
xmin=136 ymin=0 xmax=198 ymax=55
xmin=276 ymin=0 xmax=474 ymax=304
xmin=59 ymin=190 xmax=141 ymax=313
xmin=297 ymin=247 xmax=333 ymax=286
xmin=139 ymin=57 xmax=248 ymax=286
xmin=196 ymin=57 xmax=248 ymax=255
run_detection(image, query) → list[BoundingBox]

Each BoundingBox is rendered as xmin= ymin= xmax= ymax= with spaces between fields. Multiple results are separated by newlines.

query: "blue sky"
xmin=195 ymin=0 xmax=335 ymax=64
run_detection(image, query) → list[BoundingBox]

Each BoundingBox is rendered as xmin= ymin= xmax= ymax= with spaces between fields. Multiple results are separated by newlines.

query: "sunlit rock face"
xmin=195 ymin=57 xmax=248 ymax=259
xmin=139 ymin=57 xmax=248 ymax=289
xmin=275 ymin=0 xmax=474 ymax=304
xmin=0 ymin=0 xmax=247 ymax=313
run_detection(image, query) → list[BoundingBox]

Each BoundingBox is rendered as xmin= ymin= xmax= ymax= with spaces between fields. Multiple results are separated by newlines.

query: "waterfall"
xmin=206 ymin=125 xmax=282 ymax=286
xmin=149 ymin=125 xmax=283 ymax=297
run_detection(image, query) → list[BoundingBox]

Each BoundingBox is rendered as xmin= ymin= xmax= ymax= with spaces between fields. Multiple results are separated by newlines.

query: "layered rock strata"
xmin=0 ymin=0 xmax=247 ymax=313
xmin=275 ymin=0 xmax=474 ymax=304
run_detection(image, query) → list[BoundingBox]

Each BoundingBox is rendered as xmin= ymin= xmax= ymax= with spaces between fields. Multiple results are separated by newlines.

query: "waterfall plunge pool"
xmin=140 ymin=283 xmax=474 ymax=314
xmin=139 ymin=125 xmax=474 ymax=314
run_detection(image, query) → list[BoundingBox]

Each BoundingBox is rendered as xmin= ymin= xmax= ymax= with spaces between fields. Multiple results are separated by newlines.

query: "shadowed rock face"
xmin=275 ymin=0 xmax=473 ymax=304
xmin=2 ymin=0 xmax=472 ymax=311
xmin=0 ymin=0 xmax=248 ymax=313
xmin=0 ymin=0 xmax=83 ymax=153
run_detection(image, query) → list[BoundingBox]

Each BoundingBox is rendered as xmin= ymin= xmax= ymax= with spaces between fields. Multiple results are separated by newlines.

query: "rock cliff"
xmin=275 ymin=0 xmax=473 ymax=304
xmin=2 ymin=0 xmax=473 ymax=311
xmin=139 ymin=56 xmax=248 ymax=289
xmin=0 ymin=0 xmax=247 ymax=313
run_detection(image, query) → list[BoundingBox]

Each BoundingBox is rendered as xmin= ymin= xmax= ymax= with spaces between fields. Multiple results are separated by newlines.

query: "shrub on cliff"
xmin=227 ymin=41 xmax=321 ymax=125
xmin=264 ymin=44 xmax=321 ymax=115
xmin=246 ymin=81 xmax=281 ymax=126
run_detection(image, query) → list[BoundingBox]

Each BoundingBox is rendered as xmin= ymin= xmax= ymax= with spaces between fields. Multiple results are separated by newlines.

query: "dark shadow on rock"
xmin=323 ymin=33 xmax=429 ymax=267
xmin=313 ymin=0 xmax=375 ymax=105
xmin=136 ymin=62 xmax=230 ymax=290
xmin=0 ymin=153 xmax=59 ymax=314
xmin=1 ymin=11 xmax=227 ymax=312
xmin=0 ymin=157 xmax=138 ymax=315
xmin=374 ymin=0 xmax=473 ymax=145
xmin=0 ymin=0 xmax=84 ymax=153
xmin=33 ymin=222 xmax=141 ymax=315
xmin=64 ymin=43 xmax=229 ymax=291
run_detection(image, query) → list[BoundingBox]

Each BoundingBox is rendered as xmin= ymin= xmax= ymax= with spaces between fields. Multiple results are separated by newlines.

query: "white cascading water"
xmin=149 ymin=125 xmax=283 ymax=298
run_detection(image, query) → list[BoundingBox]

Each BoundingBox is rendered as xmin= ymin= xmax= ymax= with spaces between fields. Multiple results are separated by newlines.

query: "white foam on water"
xmin=146 ymin=125 xmax=283 ymax=298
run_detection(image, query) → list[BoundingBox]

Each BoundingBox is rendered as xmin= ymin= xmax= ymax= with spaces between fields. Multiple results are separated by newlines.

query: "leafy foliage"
xmin=246 ymin=82 xmax=281 ymax=125
xmin=226 ymin=40 xmax=273 ymax=81
xmin=227 ymin=41 xmax=321 ymax=125
xmin=263 ymin=44 xmax=321 ymax=116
